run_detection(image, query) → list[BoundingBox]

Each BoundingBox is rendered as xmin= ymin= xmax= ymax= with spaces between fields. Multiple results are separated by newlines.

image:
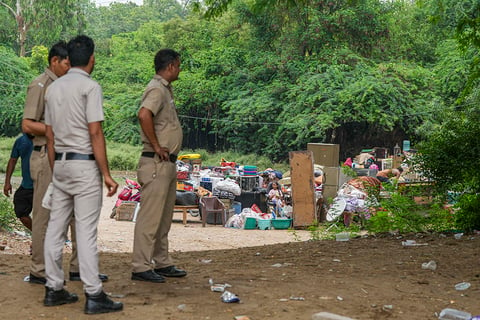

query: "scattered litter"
xmin=454 ymin=233 xmax=463 ymax=240
xmin=336 ymin=232 xmax=350 ymax=242
xmin=278 ymin=298 xmax=289 ymax=302
xmin=382 ymin=305 xmax=393 ymax=311
xmin=199 ymin=259 xmax=212 ymax=264
xmin=421 ymin=260 xmax=437 ymax=271
xmin=454 ymin=282 xmax=471 ymax=291
xmin=402 ymin=240 xmax=428 ymax=246
xmin=211 ymin=284 xmax=227 ymax=292
xmin=438 ymin=308 xmax=471 ymax=320
xmin=332 ymin=259 xmax=341 ymax=262
xmin=209 ymin=278 xmax=232 ymax=292
xmin=23 ymin=275 xmax=30 ymax=282
xmin=312 ymin=312 xmax=354 ymax=320
xmin=337 ymin=296 xmax=344 ymax=301
xmin=271 ymin=263 xmax=283 ymax=267
xmin=234 ymin=316 xmax=251 ymax=320
xmin=14 ymin=231 xmax=29 ymax=237
xmin=221 ymin=290 xmax=240 ymax=303
xmin=289 ymin=296 xmax=305 ymax=301
xmin=177 ymin=304 xmax=186 ymax=311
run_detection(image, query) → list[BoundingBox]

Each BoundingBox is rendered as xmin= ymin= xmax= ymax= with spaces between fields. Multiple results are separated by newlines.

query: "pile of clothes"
xmin=327 ymin=176 xmax=382 ymax=225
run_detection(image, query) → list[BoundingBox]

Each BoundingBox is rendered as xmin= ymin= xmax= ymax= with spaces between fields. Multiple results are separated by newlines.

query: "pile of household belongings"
xmin=326 ymin=176 xmax=382 ymax=226
xmin=225 ymin=203 xmax=293 ymax=229
xmin=212 ymin=178 xmax=241 ymax=200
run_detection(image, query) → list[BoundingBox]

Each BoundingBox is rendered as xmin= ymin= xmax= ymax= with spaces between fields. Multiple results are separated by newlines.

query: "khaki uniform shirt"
xmin=139 ymin=74 xmax=182 ymax=155
xmin=22 ymin=69 xmax=58 ymax=146
xmin=44 ymin=68 xmax=104 ymax=154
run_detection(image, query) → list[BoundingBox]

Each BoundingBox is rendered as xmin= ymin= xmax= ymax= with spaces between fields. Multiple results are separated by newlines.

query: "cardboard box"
xmin=307 ymin=143 xmax=340 ymax=167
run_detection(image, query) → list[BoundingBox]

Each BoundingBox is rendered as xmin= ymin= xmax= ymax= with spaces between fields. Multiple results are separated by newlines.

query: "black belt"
xmin=55 ymin=152 xmax=95 ymax=161
xmin=141 ymin=152 xmax=177 ymax=163
xmin=33 ymin=146 xmax=45 ymax=151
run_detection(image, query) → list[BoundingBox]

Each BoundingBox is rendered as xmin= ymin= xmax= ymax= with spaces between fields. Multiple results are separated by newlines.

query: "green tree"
xmin=415 ymin=0 xmax=480 ymax=231
xmin=0 ymin=46 xmax=33 ymax=136
xmin=0 ymin=0 xmax=88 ymax=56
xmin=84 ymin=0 xmax=184 ymax=54
xmin=27 ymin=45 xmax=48 ymax=74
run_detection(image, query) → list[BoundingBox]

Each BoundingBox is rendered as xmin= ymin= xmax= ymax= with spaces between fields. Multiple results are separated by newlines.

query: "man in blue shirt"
xmin=3 ymin=133 xmax=34 ymax=230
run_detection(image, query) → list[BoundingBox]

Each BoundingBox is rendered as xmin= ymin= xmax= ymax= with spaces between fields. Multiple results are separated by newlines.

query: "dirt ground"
xmin=1 ymin=186 xmax=479 ymax=319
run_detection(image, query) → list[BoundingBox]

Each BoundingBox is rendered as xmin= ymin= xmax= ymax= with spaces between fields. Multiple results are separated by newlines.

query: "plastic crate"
xmin=271 ymin=218 xmax=292 ymax=230
xmin=244 ymin=217 xmax=257 ymax=229
xmin=115 ymin=202 xmax=138 ymax=221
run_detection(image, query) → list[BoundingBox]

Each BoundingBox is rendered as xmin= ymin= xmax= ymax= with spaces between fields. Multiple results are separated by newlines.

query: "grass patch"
xmin=0 ymin=195 xmax=24 ymax=232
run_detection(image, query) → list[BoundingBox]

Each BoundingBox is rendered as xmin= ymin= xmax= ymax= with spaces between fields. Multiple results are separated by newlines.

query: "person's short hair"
xmin=397 ymin=167 xmax=404 ymax=173
xmin=48 ymin=41 xmax=68 ymax=64
xmin=154 ymin=49 xmax=180 ymax=73
xmin=314 ymin=170 xmax=324 ymax=177
xmin=67 ymin=35 xmax=95 ymax=67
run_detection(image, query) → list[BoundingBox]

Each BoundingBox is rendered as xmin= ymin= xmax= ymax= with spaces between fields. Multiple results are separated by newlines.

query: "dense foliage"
xmin=1 ymin=0 xmax=451 ymax=159
xmin=0 ymin=46 xmax=34 ymax=136
xmin=1 ymin=0 xmax=479 ymax=229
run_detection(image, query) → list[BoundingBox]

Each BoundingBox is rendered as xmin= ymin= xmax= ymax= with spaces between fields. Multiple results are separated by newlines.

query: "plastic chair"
xmin=199 ymin=196 xmax=226 ymax=227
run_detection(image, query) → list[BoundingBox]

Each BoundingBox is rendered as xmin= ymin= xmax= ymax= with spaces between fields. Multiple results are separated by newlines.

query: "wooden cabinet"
xmin=289 ymin=151 xmax=316 ymax=228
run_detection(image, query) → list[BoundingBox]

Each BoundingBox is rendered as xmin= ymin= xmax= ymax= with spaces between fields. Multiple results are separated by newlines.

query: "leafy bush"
xmin=0 ymin=46 xmax=34 ymax=137
xmin=416 ymin=97 xmax=480 ymax=231
xmin=454 ymin=193 xmax=480 ymax=232
xmin=107 ymin=142 xmax=143 ymax=171
xmin=365 ymin=193 xmax=454 ymax=233
xmin=0 ymin=195 xmax=22 ymax=231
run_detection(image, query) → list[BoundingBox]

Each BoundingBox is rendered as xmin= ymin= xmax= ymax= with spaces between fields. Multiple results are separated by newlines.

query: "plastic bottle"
xmin=438 ymin=308 xmax=471 ymax=320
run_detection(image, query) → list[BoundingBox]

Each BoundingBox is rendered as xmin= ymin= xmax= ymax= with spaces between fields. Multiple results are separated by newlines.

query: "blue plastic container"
xmin=232 ymin=201 xmax=242 ymax=215
xmin=271 ymin=218 xmax=292 ymax=230
xmin=257 ymin=219 xmax=271 ymax=230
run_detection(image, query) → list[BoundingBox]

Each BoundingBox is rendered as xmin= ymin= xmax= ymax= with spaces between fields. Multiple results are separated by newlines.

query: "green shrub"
xmin=365 ymin=193 xmax=454 ymax=233
xmin=107 ymin=142 xmax=142 ymax=171
xmin=454 ymin=193 xmax=480 ymax=232
xmin=0 ymin=195 xmax=22 ymax=231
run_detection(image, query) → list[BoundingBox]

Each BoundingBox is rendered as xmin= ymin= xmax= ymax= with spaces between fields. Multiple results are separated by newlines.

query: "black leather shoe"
xmin=84 ymin=291 xmax=123 ymax=314
xmin=44 ymin=287 xmax=79 ymax=306
xmin=69 ymin=272 xmax=109 ymax=282
xmin=131 ymin=270 xmax=165 ymax=283
xmin=29 ymin=273 xmax=46 ymax=285
xmin=154 ymin=266 xmax=187 ymax=278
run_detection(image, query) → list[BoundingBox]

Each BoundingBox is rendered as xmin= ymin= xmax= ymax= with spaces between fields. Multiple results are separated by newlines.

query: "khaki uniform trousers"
xmin=44 ymin=158 xmax=103 ymax=294
xmin=132 ymin=157 xmax=176 ymax=273
xmin=30 ymin=147 xmax=78 ymax=278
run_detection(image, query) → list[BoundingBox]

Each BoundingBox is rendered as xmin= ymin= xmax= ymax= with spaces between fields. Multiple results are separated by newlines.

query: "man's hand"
xmin=104 ymin=176 xmax=119 ymax=197
xmin=156 ymin=146 xmax=170 ymax=162
xmin=3 ymin=182 xmax=12 ymax=197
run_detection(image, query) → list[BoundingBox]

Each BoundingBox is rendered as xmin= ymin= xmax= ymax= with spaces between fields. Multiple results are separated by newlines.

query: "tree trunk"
xmin=17 ymin=15 xmax=27 ymax=57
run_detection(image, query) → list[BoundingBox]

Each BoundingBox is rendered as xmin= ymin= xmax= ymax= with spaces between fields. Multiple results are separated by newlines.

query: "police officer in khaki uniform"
xmin=131 ymin=49 xmax=187 ymax=283
xmin=43 ymin=35 xmax=122 ymax=314
xmin=21 ymin=41 xmax=83 ymax=284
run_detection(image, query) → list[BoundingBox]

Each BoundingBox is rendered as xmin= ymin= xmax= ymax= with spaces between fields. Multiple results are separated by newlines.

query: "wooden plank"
xmin=289 ymin=151 xmax=316 ymax=228
xmin=174 ymin=205 xmax=199 ymax=225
